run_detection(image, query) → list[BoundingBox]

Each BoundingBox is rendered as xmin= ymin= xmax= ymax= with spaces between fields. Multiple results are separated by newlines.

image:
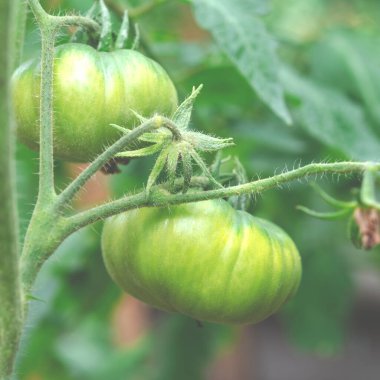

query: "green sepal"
xmin=146 ymin=146 xmax=170 ymax=193
xmin=186 ymin=131 xmax=234 ymax=152
xmin=181 ymin=150 xmax=193 ymax=193
xmin=190 ymin=150 xmax=223 ymax=189
xmin=116 ymin=142 xmax=166 ymax=158
xmin=138 ymin=132 xmax=169 ymax=144
xmin=360 ymin=169 xmax=380 ymax=210
xmin=115 ymin=10 xmax=130 ymax=50
xmin=210 ymin=151 xmax=223 ymax=178
xmin=131 ymin=23 xmax=140 ymax=50
xmin=110 ymin=123 xmax=169 ymax=157
xmin=296 ymin=206 xmax=352 ymax=220
xmin=166 ymin=145 xmax=180 ymax=191
xmin=110 ymin=123 xmax=131 ymax=134
xmin=131 ymin=109 xmax=149 ymax=124
xmin=97 ymin=0 xmax=113 ymax=52
xmin=311 ymin=183 xmax=356 ymax=209
xmin=172 ymin=85 xmax=203 ymax=129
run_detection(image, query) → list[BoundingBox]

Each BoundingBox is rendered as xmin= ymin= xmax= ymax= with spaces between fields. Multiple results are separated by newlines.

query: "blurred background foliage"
xmin=15 ymin=0 xmax=380 ymax=379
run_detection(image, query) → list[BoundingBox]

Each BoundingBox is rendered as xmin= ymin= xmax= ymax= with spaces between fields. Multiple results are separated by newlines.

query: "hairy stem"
xmin=28 ymin=0 xmax=99 ymax=205
xmin=69 ymin=161 xmax=378 ymax=229
xmin=0 ymin=0 xmax=23 ymax=378
xmin=10 ymin=0 xmax=27 ymax=70
xmin=36 ymin=27 xmax=59 ymax=202
xmin=20 ymin=0 xmax=100 ymax=284
xmin=20 ymin=212 xmax=70 ymax=295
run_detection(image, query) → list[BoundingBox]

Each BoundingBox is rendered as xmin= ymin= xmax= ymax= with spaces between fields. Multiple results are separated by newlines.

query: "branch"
xmin=0 ymin=0 xmax=23 ymax=377
xmin=68 ymin=161 xmax=379 ymax=230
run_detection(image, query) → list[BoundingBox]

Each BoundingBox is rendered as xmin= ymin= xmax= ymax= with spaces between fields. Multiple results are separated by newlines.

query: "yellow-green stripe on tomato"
xmin=11 ymin=43 xmax=178 ymax=162
xmin=101 ymin=199 xmax=302 ymax=325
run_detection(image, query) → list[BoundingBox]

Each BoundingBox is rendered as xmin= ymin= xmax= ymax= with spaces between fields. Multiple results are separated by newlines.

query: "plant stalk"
xmin=0 ymin=0 xmax=23 ymax=377
xmin=69 ymin=161 xmax=379 ymax=230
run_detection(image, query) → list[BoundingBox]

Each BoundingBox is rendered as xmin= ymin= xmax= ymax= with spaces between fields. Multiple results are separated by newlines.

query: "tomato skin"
xmin=11 ymin=43 xmax=178 ymax=162
xmin=101 ymin=199 xmax=302 ymax=325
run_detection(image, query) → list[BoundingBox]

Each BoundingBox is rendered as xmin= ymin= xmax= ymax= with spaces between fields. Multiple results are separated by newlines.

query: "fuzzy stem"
xmin=36 ymin=26 xmax=59 ymax=203
xmin=10 ymin=0 xmax=27 ymax=71
xmin=0 ymin=0 xmax=23 ymax=378
xmin=20 ymin=213 xmax=70 ymax=295
xmin=68 ymin=161 xmax=379 ymax=229
xmin=28 ymin=0 xmax=99 ymax=205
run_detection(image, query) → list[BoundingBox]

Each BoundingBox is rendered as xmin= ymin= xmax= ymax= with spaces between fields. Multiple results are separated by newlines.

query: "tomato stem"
xmin=28 ymin=0 xmax=99 ymax=206
xmin=68 ymin=161 xmax=380 ymax=230
xmin=0 ymin=1 xmax=24 ymax=377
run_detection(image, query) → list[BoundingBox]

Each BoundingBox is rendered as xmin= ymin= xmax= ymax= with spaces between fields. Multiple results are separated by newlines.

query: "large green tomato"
xmin=11 ymin=43 xmax=178 ymax=162
xmin=101 ymin=199 xmax=302 ymax=325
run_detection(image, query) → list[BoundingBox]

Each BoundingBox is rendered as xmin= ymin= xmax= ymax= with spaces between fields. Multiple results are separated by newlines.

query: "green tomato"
xmin=101 ymin=199 xmax=302 ymax=325
xmin=11 ymin=43 xmax=178 ymax=162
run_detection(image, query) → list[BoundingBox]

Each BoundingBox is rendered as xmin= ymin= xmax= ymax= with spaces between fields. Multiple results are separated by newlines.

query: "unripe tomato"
xmin=11 ymin=43 xmax=178 ymax=162
xmin=101 ymin=199 xmax=302 ymax=325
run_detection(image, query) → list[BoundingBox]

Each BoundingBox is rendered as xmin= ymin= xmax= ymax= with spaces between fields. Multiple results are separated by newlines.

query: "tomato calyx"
xmin=297 ymin=167 xmax=380 ymax=250
xmin=111 ymin=86 xmax=234 ymax=193
xmin=70 ymin=0 xmax=139 ymax=52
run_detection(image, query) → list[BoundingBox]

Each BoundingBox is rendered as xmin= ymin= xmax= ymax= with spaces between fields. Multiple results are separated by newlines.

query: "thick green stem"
xmin=0 ymin=0 xmax=23 ymax=378
xmin=10 ymin=0 xmax=27 ymax=71
xmin=37 ymin=27 xmax=59 ymax=203
xmin=69 ymin=161 xmax=379 ymax=230
xmin=28 ymin=1 xmax=99 ymax=205
xmin=20 ymin=212 xmax=70 ymax=295
xmin=18 ymin=0 xmax=100 ymax=292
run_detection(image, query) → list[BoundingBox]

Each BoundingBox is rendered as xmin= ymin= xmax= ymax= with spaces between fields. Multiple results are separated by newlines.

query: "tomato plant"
xmin=11 ymin=43 xmax=178 ymax=162
xmin=102 ymin=199 xmax=302 ymax=324
xmin=2 ymin=0 xmax=380 ymax=379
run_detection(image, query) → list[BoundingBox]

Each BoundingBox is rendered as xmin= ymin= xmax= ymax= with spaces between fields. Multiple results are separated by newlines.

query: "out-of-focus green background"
xmin=15 ymin=0 xmax=380 ymax=379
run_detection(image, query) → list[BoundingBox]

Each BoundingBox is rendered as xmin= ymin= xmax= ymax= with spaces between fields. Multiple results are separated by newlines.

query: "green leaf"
xmin=191 ymin=0 xmax=292 ymax=124
xmin=310 ymin=31 xmax=380 ymax=126
xmin=282 ymin=66 xmax=380 ymax=161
